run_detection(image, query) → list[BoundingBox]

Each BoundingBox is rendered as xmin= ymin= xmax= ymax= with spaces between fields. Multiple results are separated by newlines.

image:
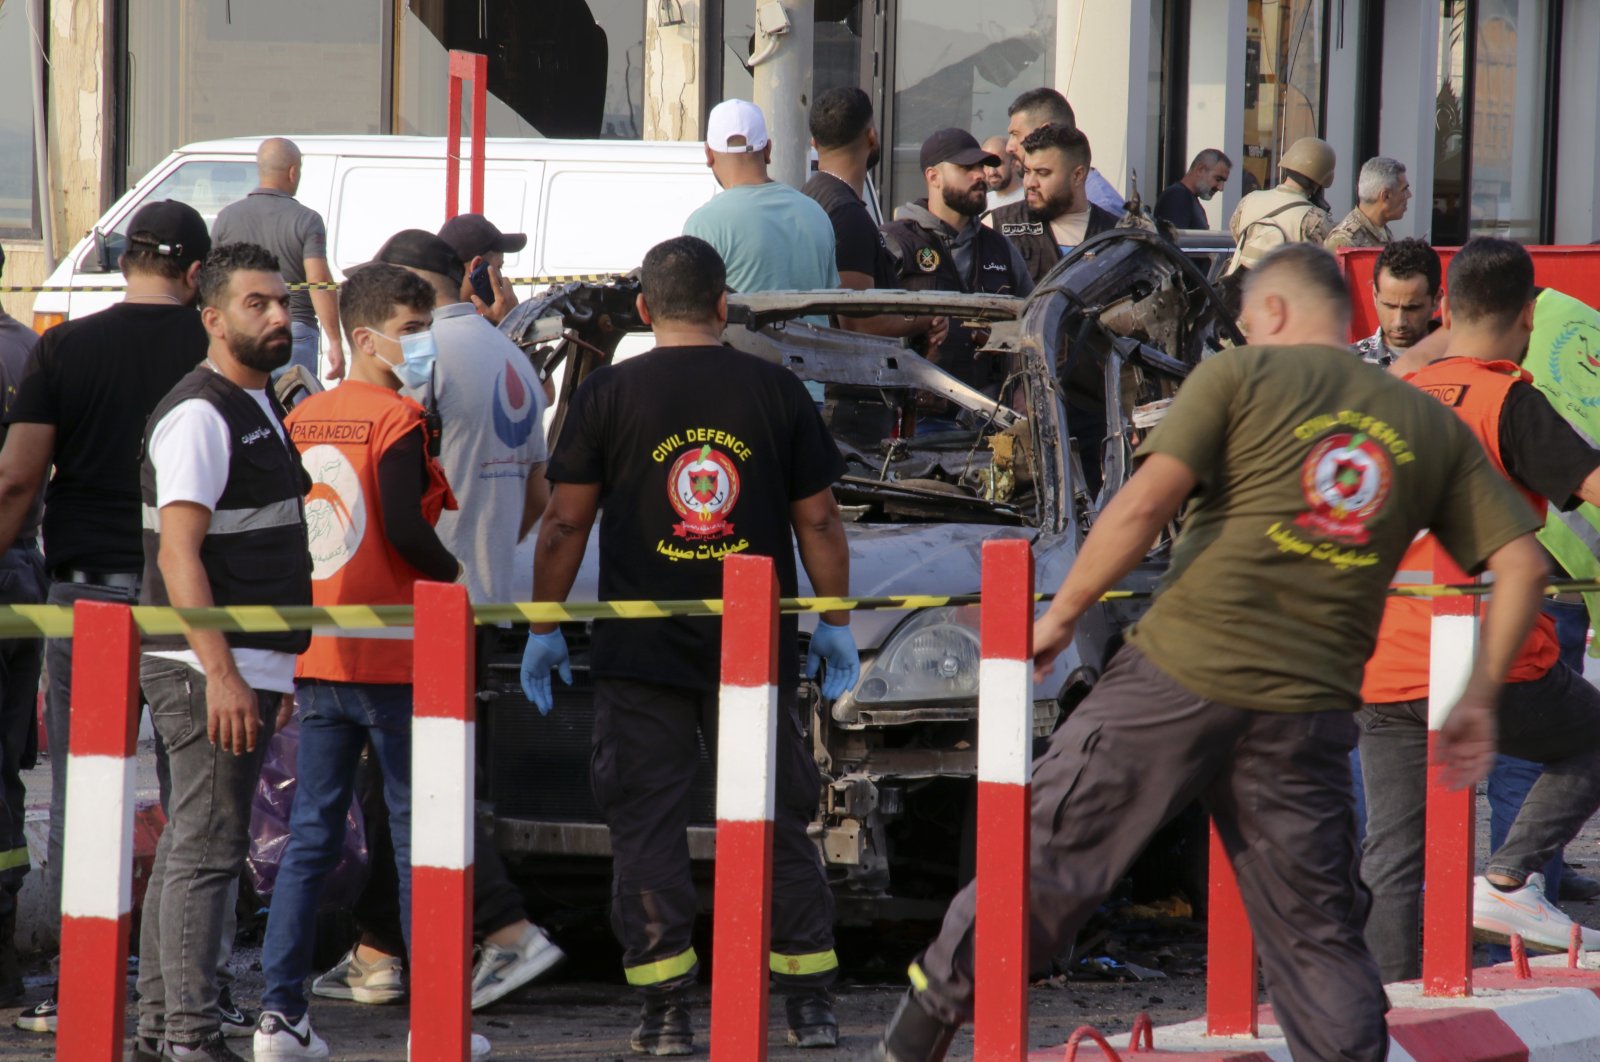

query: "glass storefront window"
xmin=124 ymin=0 xmax=386 ymax=190
xmin=1469 ymin=0 xmax=1549 ymax=240
xmin=1432 ymin=0 xmax=1469 ymax=242
xmin=0 ymin=0 xmax=38 ymax=233
xmin=720 ymin=2 xmax=868 ymax=122
xmin=889 ymin=2 xmax=1055 ymax=211
xmin=1241 ymin=0 xmax=1324 ymax=195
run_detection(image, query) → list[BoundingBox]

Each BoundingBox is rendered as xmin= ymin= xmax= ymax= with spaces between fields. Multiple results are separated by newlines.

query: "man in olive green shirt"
xmin=872 ymin=244 xmax=1551 ymax=1062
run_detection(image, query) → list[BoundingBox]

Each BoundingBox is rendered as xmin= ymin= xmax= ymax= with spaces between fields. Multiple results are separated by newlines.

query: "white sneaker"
xmin=253 ymin=1010 xmax=330 ymax=1060
xmin=470 ymin=923 xmax=565 ymax=1010
xmin=408 ymin=1031 xmax=491 ymax=1059
xmin=311 ymin=946 xmax=406 ymax=1004
xmin=1473 ymin=872 xmax=1600 ymax=953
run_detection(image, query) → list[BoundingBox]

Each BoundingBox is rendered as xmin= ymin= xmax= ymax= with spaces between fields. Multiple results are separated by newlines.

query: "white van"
xmin=31 ymin=135 xmax=721 ymax=370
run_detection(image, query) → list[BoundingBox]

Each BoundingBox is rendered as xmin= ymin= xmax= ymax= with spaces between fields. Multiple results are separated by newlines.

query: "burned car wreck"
xmin=484 ymin=229 xmax=1242 ymax=920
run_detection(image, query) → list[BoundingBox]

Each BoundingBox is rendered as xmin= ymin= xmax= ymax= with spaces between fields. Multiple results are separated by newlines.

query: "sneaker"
xmin=470 ymin=923 xmax=565 ymax=1010
xmin=252 ymin=1010 xmax=330 ymax=1060
xmin=217 ymin=988 xmax=257 ymax=1037
xmin=15 ymin=994 xmax=56 ymax=1033
xmin=168 ymin=1031 xmax=246 ymax=1060
xmin=871 ymin=990 xmax=958 ymax=1062
xmin=630 ymin=1001 xmax=694 ymax=1056
xmin=407 ymin=1031 xmax=492 ymax=1059
xmin=1474 ymin=872 xmax=1600 ymax=953
xmin=311 ymin=946 xmax=406 ymax=1005
xmin=1561 ymin=869 xmax=1600 ymax=902
xmin=125 ymin=1035 xmax=164 ymax=1062
xmin=785 ymin=990 xmax=839 ymax=1048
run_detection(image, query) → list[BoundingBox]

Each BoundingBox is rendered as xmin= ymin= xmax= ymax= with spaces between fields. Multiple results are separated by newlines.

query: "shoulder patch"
xmin=915 ymin=247 xmax=941 ymax=273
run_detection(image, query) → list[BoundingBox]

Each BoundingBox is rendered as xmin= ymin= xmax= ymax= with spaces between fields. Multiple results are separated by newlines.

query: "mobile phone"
xmin=470 ymin=261 xmax=495 ymax=305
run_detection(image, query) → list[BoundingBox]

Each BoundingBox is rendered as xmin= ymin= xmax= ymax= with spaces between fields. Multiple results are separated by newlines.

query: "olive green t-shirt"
xmin=1125 ymin=344 xmax=1541 ymax=713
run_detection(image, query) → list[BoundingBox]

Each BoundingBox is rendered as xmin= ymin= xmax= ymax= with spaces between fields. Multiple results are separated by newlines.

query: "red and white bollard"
xmin=1422 ymin=554 xmax=1478 ymax=997
xmin=710 ymin=555 xmax=780 ymax=1062
xmin=58 ymin=600 xmax=140 ymax=1061
xmin=411 ymin=581 xmax=477 ymax=1059
xmin=1204 ymin=825 xmax=1258 ymax=1036
xmin=974 ymin=539 xmax=1034 ymax=1060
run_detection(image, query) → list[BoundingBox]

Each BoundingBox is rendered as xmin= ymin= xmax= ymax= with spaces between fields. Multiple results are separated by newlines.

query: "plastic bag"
xmin=246 ymin=719 xmax=370 ymax=909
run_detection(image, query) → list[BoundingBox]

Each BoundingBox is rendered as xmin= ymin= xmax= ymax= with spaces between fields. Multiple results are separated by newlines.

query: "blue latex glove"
xmin=805 ymin=620 xmax=860 ymax=701
xmin=520 ymin=629 xmax=572 ymax=715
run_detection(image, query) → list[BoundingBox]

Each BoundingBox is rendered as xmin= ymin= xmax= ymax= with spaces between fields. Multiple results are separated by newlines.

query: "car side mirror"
xmin=89 ymin=229 xmax=126 ymax=274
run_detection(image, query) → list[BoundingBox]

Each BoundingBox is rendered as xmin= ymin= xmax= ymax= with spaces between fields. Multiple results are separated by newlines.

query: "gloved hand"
xmin=805 ymin=620 xmax=860 ymax=701
xmin=520 ymin=629 xmax=572 ymax=715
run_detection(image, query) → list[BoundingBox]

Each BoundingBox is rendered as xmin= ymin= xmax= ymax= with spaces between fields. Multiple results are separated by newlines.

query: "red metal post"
xmin=710 ymin=555 xmax=780 ymax=1062
xmin=975 ymin=539 xmax=1034 ymax=1061
xmin=1422 ymin=553 xmax=1477 ymax=997
xmin=57 ymin=601 xmax=140 ymax=1062
xmin=1205 ymin=822 xmax=1258 ymax=1037
xmin=445 ymin=50 xmax=488 ymax=218
xmin=411 ymin=582 xmax=476 ymax=1060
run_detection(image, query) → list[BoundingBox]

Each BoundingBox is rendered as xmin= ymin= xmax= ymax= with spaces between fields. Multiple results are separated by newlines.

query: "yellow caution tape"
xmin=0 ymin=274 xmax=622 ymax=296
xmin=0 ymin=579 xmax=1593 ymax=639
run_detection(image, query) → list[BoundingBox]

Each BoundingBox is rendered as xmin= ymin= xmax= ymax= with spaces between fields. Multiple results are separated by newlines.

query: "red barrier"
xmin=975 ymin=540 xmax=1034 ymax=1060
xmin=710 ymin=555 xmax=780 ymax=1062
xmin=57 ymin=601 xmax=139 ymax=1062
xmin=411 ymin=581 xmax=476 ymax=1060
xmin=1338 ymin=245 xmax=1600 ymax=343
xmin=445 ymin=50 xmax=488 ymax=219
xmin=1204 ymin=823 xmax=1258 ymax=1036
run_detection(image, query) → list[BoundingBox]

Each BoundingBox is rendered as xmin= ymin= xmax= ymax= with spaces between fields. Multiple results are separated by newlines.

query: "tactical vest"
xmin=1360 ymin=357 xmax=1559 ymax=703
xmin=140 ymin=367 xmax=312 ymax=654
xmin=1224 ymin=188 xmax=1321 ymax=275
xmin=991 ymin=201 xmax=1117 ymax=286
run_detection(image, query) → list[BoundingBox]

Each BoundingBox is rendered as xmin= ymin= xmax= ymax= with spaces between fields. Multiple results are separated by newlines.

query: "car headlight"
xmin=853 ymin=606 xmax=982 ymax=704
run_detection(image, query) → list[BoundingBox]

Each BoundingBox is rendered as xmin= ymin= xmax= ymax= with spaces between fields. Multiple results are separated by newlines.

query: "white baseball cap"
xmin=706 ymin=99 xmax=769 ymax=153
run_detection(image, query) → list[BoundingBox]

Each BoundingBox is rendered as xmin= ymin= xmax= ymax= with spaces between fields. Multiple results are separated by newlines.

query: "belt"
xmin=52 ymin=568 xmax=141 ymax=591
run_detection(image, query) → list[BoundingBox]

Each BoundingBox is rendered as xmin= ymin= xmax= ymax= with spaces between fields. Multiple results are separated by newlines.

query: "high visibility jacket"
xmin=1224 ymin=187 xmax=1326 ymax=275
xmin=1361 ymin=357 xmax=1559 ymax=704
xmin=286 ymin=380 xmax=455 ymax=685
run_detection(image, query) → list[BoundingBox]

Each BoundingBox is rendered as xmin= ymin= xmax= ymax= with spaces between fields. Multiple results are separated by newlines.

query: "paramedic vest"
xmin=1360 ymin=357 xmax=1560 ymax=703
xmin=140 ymin=367 xmax=312 ymax=654
xmin=285 ymin=379 xmax=453 ymax=685
xmin=1224 ymin=187 xmax=1323 ymax=275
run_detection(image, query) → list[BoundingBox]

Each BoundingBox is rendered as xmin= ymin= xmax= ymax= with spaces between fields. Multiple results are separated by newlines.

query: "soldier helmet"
xmin=1279 ymin=137 xmax=1336 ymax=189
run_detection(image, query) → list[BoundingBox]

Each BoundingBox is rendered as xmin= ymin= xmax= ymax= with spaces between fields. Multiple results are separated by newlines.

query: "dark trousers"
xmin=915 ymin=645 xmax=1387 ymax=1062
xmin=1358 ymin=662 xmax=1600 ymax=982
xmin=0 ymin=547 xmax=43 ymax=918
xmin=593 ymin=677 xmax=836 ymax=998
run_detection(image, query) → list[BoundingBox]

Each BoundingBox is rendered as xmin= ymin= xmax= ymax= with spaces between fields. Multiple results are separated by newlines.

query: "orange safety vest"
xmin=285 ymin=380 xmax=455 ymax=685
xmin=1361 ymin=357 xmax=1559 ymax=704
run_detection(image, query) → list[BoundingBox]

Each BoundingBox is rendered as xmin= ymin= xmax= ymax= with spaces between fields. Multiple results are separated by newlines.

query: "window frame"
xmin=0 ymin=0 xmax=46 ymax=240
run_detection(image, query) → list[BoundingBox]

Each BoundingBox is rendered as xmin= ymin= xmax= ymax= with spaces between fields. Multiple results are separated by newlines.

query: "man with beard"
xmin=992 ymin=124 xmax=1119 ymax=286
xmin=1155 ymin=149 xmax=1232 ymax=231
xmin=1004 ymin=88 xmax=1125 ymax=215
xmin=982 ymin=136 xmax=1023 ymax=212
xmin=1354 ymin=238 xmax=1442 ymax=368
xmin=129 ymin=243 xmax=312 ymax=1061
xmin=881 ymin=129 xmax=1032 ymax=396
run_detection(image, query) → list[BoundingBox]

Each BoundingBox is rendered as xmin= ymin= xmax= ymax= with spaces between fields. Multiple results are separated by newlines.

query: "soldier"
xmin=1224 ymin=137 xmax=1337 ymax=275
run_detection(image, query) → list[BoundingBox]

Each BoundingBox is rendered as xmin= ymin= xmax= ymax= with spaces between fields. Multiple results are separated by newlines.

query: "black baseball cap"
xmin=126 ymin=199 xmax=211 ymax=266
xmin=920 ymin=128 xmax=1001 ymax=170
xmin=437 ymin=213 xmax=527 ymax=264
xmin=373 ymin=228 xmax=466 ymax=286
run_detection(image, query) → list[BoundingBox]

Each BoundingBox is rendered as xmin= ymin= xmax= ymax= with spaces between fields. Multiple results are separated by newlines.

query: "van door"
xmin=535 ymin=162 xmax=717 ymax=280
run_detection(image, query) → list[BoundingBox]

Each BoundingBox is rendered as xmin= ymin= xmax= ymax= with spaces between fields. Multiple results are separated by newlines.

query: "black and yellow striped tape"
xmin=0 ymin=580 xmax=1595 ymax=639
xmin=1 ymin=274 xmax=622 ymax=296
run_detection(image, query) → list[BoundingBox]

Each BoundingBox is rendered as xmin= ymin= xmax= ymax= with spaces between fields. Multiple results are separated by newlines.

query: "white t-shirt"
xmin=427 ymin=303 xmax=549 ymax=603
xmin=987 ymin=185 xmax=1025 ymax=213
xmin=1050 ymin=210 xmax=1092 ymax=255
xmin=146 ymin=386 xmax=297 ymax=693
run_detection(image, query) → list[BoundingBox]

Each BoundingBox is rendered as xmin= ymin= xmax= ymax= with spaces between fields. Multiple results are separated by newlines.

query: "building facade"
xmin=2 ymin=0 xmax=1596 ymax=319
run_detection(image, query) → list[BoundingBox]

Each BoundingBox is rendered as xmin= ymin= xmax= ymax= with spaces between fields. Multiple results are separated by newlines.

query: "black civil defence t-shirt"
xmin=7 ymin=303 xmax=207 ymax=573
xmin=546 ymin=344 xmax=846 ymax=692
xmin=802 ymin=172 xmax=898 ymax=288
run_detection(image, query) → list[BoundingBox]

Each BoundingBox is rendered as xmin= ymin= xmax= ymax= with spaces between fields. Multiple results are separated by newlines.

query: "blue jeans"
xmin=260 ymin=681 xmax=413 ymax=1019
xmin=274 ymin=320 xmax=319 ymax=381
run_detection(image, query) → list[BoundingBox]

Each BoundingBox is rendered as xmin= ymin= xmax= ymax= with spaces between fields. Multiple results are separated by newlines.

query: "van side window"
xmin=87 ymin=160 xmax=256 ymax=273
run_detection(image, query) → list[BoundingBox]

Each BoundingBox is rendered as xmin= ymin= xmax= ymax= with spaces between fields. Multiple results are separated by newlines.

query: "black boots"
xmin=870 ymin=990 xmax=958 ymax=1062
xmin=0 ymin=910 xmax=23 ymax=1006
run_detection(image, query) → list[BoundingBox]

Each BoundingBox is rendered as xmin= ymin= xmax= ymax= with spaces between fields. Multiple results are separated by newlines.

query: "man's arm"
xmin=304 ymin=257 xmax=344 ymax=380
xmin=520 ymin=463 xmax=550 ymax=540
xmin=530 ymin=481 xmax=600 ymax=634
xmin=157 ymin=502 xmax=261 ymax=755
xmin=0 ymin=423 xmax=53 ymax=553
xmin=1032 ymin=453 xmax=1195 ymax=676
xmin=791 ymin=487 xmax=850 ymax=627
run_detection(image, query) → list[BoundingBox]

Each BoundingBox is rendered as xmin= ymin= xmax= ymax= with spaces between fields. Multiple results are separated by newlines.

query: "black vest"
xmin=991 ymin=201 xmax=1118 ymax=286
xmin=881 ymin=210 xmax=1022 ymax=392
xmin=140 ymin=368 xmax=312 ymax=654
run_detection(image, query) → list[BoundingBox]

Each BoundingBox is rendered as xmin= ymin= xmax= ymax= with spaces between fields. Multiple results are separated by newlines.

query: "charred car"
xmin=483 ymin=229 xmax=1241 ymax=920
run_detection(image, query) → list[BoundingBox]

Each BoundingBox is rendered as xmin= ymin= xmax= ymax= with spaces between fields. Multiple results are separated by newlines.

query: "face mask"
xmin=369 ymin=328 xmax=437 ymax=391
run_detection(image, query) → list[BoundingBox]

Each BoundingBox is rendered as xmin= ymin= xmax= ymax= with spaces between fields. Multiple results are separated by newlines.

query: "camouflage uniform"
xmin=1325 ymin=207 xmax=1392 ymax=251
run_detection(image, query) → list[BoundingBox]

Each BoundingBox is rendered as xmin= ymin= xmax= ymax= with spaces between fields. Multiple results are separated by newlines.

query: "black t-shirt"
xmin=802 ymin=172 xmax=897 ymax=288
xmin=1499 ymin=380 xmax=1600 ymax=510
xmin=7 ymin=303 xmax=207 ymax=572
xmin=547 ymin=344 xmax=846 ymax=692
xmin=1154 ymin=182 xmax=1209 ymax=230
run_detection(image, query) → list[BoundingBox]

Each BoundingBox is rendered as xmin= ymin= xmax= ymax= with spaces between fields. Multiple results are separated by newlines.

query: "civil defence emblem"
xmin=668 ymin=444 xmax=740 ymax=540
xmin=1295 ymin=432 xmax=1392 ymax=546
